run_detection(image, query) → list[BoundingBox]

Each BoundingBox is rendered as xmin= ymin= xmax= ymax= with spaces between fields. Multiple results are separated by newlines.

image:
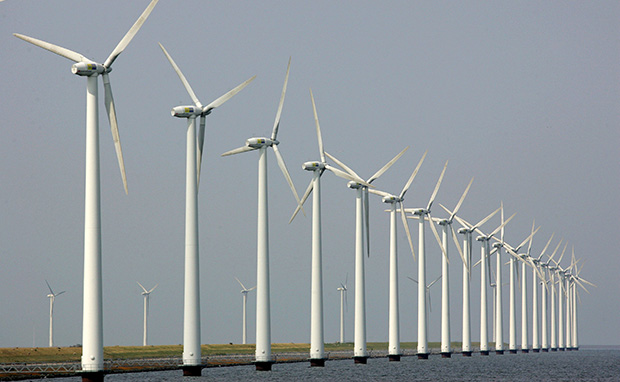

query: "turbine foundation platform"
xmin=255 ymin=361 xmax=274 ymax=371
xmin=388 ymin=354 xmax=401 ymax=361
xmin=542 ymin=348 xmax=549 ymax=352
xmin=559 ymin=348 xmax=565 ymax=351
xmin=521 ymin=349 xmax=529 ymax=353
xmin=181 ymin=365 xmax=203 ymax=376
xmin=441 ymin=352 xmax=451 ymax=358
xmin=462 ymin=351 xmax=472 ymax=357
xmin=509 ymin=349 xmax=518 ymax=354
xmin=80 ymin=371 xmax=105 ymax=382
xmin=353 ymin=356 xmax=368 ymax=364
xmin=551 ymin=348 xmax=558 ymax=351
xmin=417 ymin=353 xmax=429 ymax=359
xmin=533 ymin=349 xmax=540 ymax=353
xmin=480 ymin=350 xmax=489 ymax=356
xmin=495 ymin=350 xmax=504 ymax=355
xmin=309 ymin=358 xmax=326 ymax=367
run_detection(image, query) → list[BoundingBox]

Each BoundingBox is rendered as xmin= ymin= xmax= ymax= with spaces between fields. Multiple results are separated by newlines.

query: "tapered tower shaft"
xmin=417 ymin=215 xmax=428 ymax=356
xmin=541 ymin=276 xmax=548 ymax=350
xmin=310 ymin=170 xmax=325 ymax=361
xmin=509 ymin=256 xmax=517 ymax=351
xmin=49 ymin=297 xmax=54 ymax=347
xmin=255 ymin=147 xmax=272 ymax=364
xmin=353 ymin=188 xmax=367 ymax=360
xmin=521 ymin=260 xmax=529 ymax=352
xmin=550 ymin=274 xmax=557 ymax=350
xmin=388 ymin=205 xmax=400 ymax=356
xmin=479 ymin=241 xmax=488 ymax=353
xmin=532 ymin=267 xmax=539 ymax=351
xmin=495 ymin=247 xmax=503 ymax=352
xmin=440 ymin=224 xmax=451 ymax=355
xmin=82 ymin=75 xmax=104 ymax=372
xmin=461 ymin=233 xmax=471 ymax=354
xmin=183 ymin=116 xmax=201 ymax=367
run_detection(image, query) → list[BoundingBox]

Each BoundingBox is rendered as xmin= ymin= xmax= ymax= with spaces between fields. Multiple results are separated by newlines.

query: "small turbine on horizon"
xmin=234 ymin=277 xmax=256 ymax=345
xmin=137 ymin=282 xmax=158 ymax=347
xmin=45 ymin=280 xmax=65 ymax=348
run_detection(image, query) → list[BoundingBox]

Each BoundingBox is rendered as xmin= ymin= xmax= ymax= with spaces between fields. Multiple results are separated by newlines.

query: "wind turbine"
xmin=442 ymin=205 xmax=501 ymax=356
xmin=547 ymin=242 xmax=567 ymax=351
xmin=421 ymin=178 xmax=473 ymax=358
xmin=45 ymin=281 xmax=65 ymax=348
xmin=354 ymin=149 xmax=425 ymax=362
xmin=407 ymin=275 xmax=441 ymax=339
xmin=406 ymin=160 xmax=450 ymax=359
xmin=540 ymin=238 xmax=563 ymax=352
xmin=159 ymin=44 xmax=254 ymax=376
xmin=137 ymin=282 xmax=158 ymax=347
xmin=567 ymin=251 xmax=595 ymax=350
xmin=289 ymin=90 xmax=369 ymax=367
xmin=455 ymin=208 xmax=515 ymax=355
xmin=337 ymin=276 xmax=348 ymax=344
xmin=222 ymin=59 xmax=302 ymax=370
xmin=14 ymin=1 xmax=159 ymax=377
xmin=234 ymin=277 xmax=256 ymax=345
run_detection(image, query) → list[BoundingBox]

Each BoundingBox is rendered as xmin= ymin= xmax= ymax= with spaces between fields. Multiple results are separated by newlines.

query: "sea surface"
xmin=42 ymin=348 xmax=620 ymax=381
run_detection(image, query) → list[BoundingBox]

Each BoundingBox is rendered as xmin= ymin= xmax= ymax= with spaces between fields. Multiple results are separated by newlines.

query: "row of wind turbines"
xmin=14 ymin=0 xmax=594 ymax=380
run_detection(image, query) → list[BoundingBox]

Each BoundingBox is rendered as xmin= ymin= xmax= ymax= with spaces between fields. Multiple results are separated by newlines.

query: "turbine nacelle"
xmin=171 ymin=105 xmax=202 ymax=118
xmin=302 ymin=161 xmax=325 ymax=171
xmin=476 ymin=235 xmax=490 ymax=242
xmin=411 ymin=208 xmax=427 ymax=216
xmin=492 ymin=242 xmax=503 ymax=248
xmin=246 ymin=137 xmax=277 ymax=148
xmin=347 ymin=181 xmax=363 ymax=190
xmin=458 ymin=227 xmax=469 ymax=235
xmin=71 ymin=62 xmax=106 ymax=76
xmin=381 ymin=194 xmax=399 ymax=204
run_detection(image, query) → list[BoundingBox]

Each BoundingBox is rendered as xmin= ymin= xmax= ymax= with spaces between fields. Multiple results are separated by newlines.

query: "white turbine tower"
xmin=407 ymin=161 xmax=450 ymax=359
xmin=289 ymin=90 xmax=369 ymax=367
xmin=45 ymin=281 xmax=65 ymax=348
xmin=222 ymin=59 xmax=303 ymax=370
xmin=422 ymin=178 xmax=473 ymax=358
xmin=14 ymin=2 xmax=159 ymax=378
xmin=137 ymin=282 xmax=158 ymax=347
xmin=234 ymin=277 xmax=256 ymax=345
xmin=566 ymin=251 xmax=595 ymax=350
xmin=159 ymin=44 xmax=254 ymax=376
xmin=337 ymin=277 xmax=348 ymax=344
xmin=540 ymin=239 xmax=563 ymax=352
xmin=546 ymin=242 xmax=567 ymax=351
xmin=362 ymin=150 xmax=426 ymax=361
xmin=442 ymin=205 xmax=501 ymax=356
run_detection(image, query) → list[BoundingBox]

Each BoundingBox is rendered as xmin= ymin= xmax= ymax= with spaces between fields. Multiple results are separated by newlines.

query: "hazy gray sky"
xmin=1 ymin=1 xmax=618 ymax=348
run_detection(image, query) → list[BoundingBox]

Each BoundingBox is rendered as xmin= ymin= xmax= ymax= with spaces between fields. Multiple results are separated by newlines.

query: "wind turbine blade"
xmin=367 ymin=188 xmax=392 ymax=198
xmin=473 ymin=206 xmax=502 ymax=230
xmin=203 ymin=75 xmax=256 ymax=113
xmin=137 ymin=282 xmax=148 ymax=294
xmin=271 ymin=57 xmax=291 ymax=141
xmin=500 ymin=201 xmax=505 ymax=244
xmin=451 ymin=224 xmax=467 ymax=271
xmin=324 ymin=152 xmax=363 ymax=181
xmin=104 ymin=0 xmax=159 ymax=68
xmin=527 ymin=219 xmax=536 ymax=256
xmin=538 ymin=233 xmax=556 ymax=261
xmin=487 ymin=212 xmax=516 ymax=238
xmin=325 ymin=164 xmax=370 ymax=186
xmin=248 ymin=286 xmax=257 ymax=292
xmin=428 ymin=213 xmax=448 ymax=264
xmin=399 ymin=150 xmax=427 ymax=199
xmin=367 ymin=146 xmax=409 ymax=184
xmin=221 ymin=145 xmax=255 ymax=157
xmin=13 ymin=33 xmax=88 ymax=63
xmin=309 ymin=89 xmax=325 ymax=163
xmin=557 ymin=242 xmax=568 ymax=265
xmin=577 ymin=277 xmax=596 ymax=288
xmin=426 ymin=160 xmax=448 ymax=212
xmin=102 ymin=73 xmax=128 ymax=194
xmin=234 ymin=277 xmax=247 ymax=291
xmin=400 ymin=201 xmax=416 ymax=261
xmin=158 ymin=43 xmax=202 ymax=107
xmin=45 ymin=280 xmax=54 ymax=295
xmin=197 ymin=115 xmax=206 ymax=187
xmin=148 ymin=284 xmax=158 ymax=293
xmin=548 ymin=238 xmax=564 ymax=264
xmin=273 ymin=144 xmax=305 ymax=216
xmin=450 ymin=177 xmax=474 ymax=220
xmin=289 ymin=178 xmax=314 ymax=223
xmin=514 ymin=225 xmax=541 ymax=253
xmin=429 ymin=275 xmax=442 ymax=288
xmin=407 ymin=276 xmax=418 ymax=284
xmin=56 ymin=291 xmax=66 ymax=296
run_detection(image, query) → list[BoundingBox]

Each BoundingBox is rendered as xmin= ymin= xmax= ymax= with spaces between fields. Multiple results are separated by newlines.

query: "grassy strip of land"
xmin=1 ymin=342 xmax=472 ymax=364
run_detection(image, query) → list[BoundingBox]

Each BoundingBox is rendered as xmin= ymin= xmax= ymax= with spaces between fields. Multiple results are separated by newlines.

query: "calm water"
xmin=44 ymin=349 xmax=619 ymax=381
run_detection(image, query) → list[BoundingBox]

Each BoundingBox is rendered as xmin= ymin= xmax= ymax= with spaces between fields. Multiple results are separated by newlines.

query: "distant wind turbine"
xmin=137 ymin=282 xmax=158 ymax=347
xmin=234 ymin=277 xmax=256 ymax=345
xmin=337 ymin=276 xmax=348 ymax=344
xmin=14 ymin=1 xmax=159 ymax=376
xmin=45 ymin=281 xmax=65 ymax=348
xmin=159 ymin=43 xmax=254 ymax=376
xmin=222 ymin=59 xmax=301 ymax=370
xmin=407 ymin=275 xmax=441 ymax=336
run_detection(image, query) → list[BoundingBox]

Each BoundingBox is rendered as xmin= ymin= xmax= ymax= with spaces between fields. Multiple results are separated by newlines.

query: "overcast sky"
xmin=1 ymin=1 xmax=618 ymax=349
